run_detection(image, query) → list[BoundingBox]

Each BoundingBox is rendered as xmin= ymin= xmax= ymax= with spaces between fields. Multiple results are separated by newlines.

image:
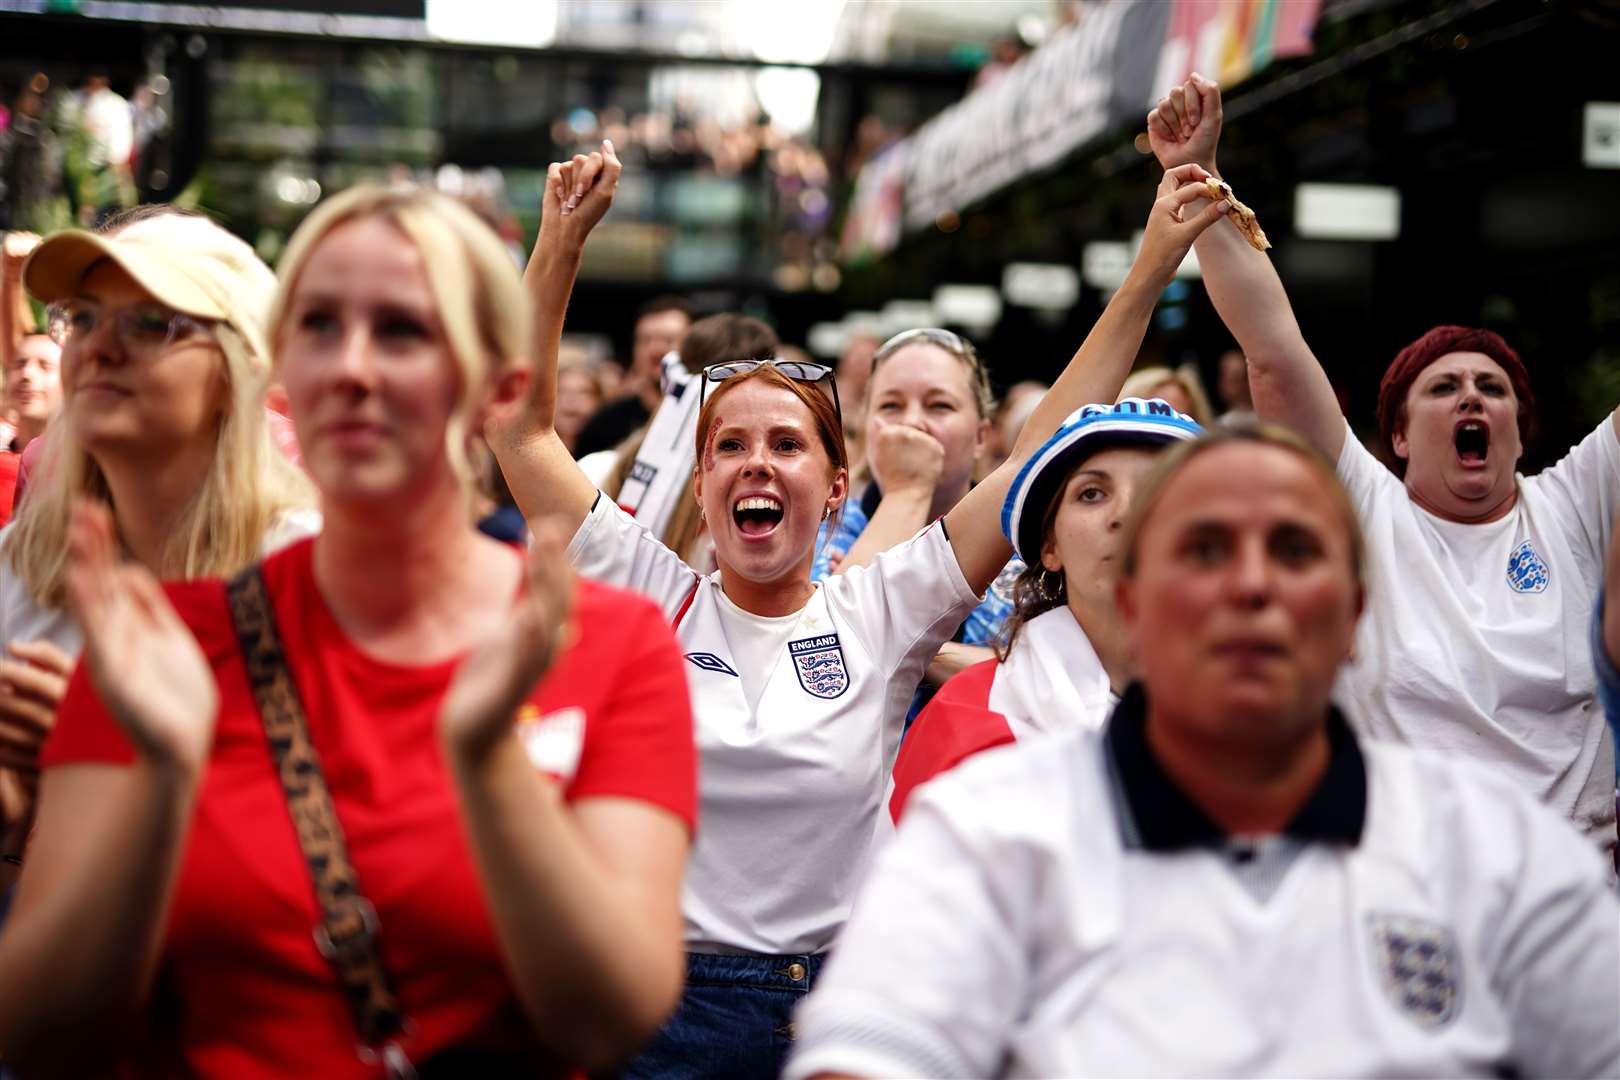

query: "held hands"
xmin=1130 ymin=163 xmax=1230 ymax=288
xmin=440 ymin=519 xmax=576 ymax=764
xmin=537 ymin=139 xmax=623 ymax=258
xmin=1147 ymin=72 xmax=1222 ymax=174
xmin=867 ymin=422 xmax=946 ymax=497
xmin=64 ymin=500 xmax=218 ymax=773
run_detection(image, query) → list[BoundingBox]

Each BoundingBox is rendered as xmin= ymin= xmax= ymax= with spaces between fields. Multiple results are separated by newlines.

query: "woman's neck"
xmin=96 ymin=438 xmax=217 ymax=573
xmin=1143 ymin=703 xmax=1332 ymax=835
xmin=717 ymin=563 xmax=815 ymax=618
xmin=312 ymin=474 xmax=500 ymax=648
xmin=1069 ymin=597 xmax=1131 ymax=693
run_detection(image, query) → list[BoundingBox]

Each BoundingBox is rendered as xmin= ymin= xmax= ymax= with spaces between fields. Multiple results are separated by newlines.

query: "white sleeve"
xmin=1334 ymin=418 xmax=1402 ymax=519
xmin=566 ymin=493 xmax=700 ymax=622
xmin=1490 ymin=796 xmax=1620 ymax=1079
xmin=784 ymin=779 xmax=1030 ymax=1080
xmin=1523 ymin=418 xmax=1620 ymax=572
xmin=828 ymin=521 xmax=981 ymax=678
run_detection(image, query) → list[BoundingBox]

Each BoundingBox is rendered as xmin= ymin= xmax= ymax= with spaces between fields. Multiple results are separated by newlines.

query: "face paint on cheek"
xmin=703 ymin=417 xmax=723 ymax=472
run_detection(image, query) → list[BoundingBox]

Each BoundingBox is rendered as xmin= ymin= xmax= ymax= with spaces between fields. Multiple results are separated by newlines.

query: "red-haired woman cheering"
xmin=492 ymin=142 xmax=1230 ymax=1078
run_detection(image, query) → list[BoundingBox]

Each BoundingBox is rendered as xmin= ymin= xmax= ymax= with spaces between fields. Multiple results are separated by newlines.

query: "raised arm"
xmin=0 ymin=502 xmax=219 ymax=1076
xmin=441 ymin=523 xmax=690 ymax=1070
xmin=941 ymin=164 xmax=1229 ymax=592
xmin=1147 ymin=74 xmax=1344 ymax=458
xmin=487 ymin=142 xmax=622 ymax=535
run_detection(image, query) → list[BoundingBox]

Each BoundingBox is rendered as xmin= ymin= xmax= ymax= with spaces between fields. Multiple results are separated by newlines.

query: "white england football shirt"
xmin=786 ymin=693 xmax=1620 ymax=1079
xmin=1335 ymin=418 xmax=1620 ymax=849
xmin=569 ymin=494 xmax=980 ymax=954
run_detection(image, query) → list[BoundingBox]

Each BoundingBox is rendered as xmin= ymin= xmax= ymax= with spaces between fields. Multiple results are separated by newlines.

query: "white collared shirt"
xmin=786 ymin=726 xmax=1620 ymax=1079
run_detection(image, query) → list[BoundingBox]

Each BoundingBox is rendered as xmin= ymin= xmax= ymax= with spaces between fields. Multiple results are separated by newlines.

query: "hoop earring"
xmin=1038 ymin=568 xmax=1065 ymax=601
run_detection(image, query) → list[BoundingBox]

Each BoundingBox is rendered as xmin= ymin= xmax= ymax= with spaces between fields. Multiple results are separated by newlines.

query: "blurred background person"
xmin=554 ymin=348 xmax=605 ymax=457
xmin=73 ymin=70 xmax=134 ymax=227
xmin=0 ymin=205 xmax=317 ymax=905
xmin=1215 ymin=347 xmax=1254 ymax=424
xmin=0 ymin=328 xmax=63 ymax=524
xmin=574 ymin=294 xmax=691 ymax=457
xmin=0 ymin=74 xmax=63 ymax=235
xmin=1118 ymin=363 xmax=1214 ymax=428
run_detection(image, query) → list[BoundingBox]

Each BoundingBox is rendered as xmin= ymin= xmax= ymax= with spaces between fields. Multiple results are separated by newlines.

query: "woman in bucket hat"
xmin=888 ymin=397 xmax=1202 ymax=822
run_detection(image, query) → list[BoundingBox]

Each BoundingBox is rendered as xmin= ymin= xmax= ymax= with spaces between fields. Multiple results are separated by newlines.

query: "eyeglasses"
xmin=47 ymin=299 xmax=212 ymax=357
xmin=698 ymin=358 xmax=842 ymax=422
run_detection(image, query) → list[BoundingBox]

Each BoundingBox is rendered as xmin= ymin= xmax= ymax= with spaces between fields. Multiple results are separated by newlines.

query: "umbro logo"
xmin=686 ymin=652 xmax=739 ymax=676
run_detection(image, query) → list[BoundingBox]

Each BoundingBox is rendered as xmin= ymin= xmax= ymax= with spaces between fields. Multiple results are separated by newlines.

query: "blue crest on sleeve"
xmin=1505 ymin=540 xmax=1549 ymax=594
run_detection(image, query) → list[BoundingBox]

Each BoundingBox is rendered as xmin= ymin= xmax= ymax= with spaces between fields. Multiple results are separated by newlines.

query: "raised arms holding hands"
xmin=1148 ymin=74 xmax=1346 ymax=458
xmin=939 ymin=161 xmax=1231 ymax=593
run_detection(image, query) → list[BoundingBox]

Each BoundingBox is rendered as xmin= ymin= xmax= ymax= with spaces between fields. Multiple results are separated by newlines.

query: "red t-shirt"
xmin=0 ymin=449 xmax=19 ymax=525
xmin=41 ymin=537 xmax=697 ymax=1078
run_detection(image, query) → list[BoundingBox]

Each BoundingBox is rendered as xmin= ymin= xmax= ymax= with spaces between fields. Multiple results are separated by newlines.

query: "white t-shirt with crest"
xmin=1333 ymin=418 xmax=1619 ymax=849
xmin=569 ymin=494 xmax=980 ymax=955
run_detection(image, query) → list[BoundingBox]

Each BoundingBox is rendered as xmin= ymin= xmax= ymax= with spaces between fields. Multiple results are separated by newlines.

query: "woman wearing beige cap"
xmin=0 ymin=207 xmax=316 ymax=889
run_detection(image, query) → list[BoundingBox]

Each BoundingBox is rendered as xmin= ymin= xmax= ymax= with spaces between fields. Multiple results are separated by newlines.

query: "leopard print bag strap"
xmin=225 ymin=566 xmax=413 ymax=1065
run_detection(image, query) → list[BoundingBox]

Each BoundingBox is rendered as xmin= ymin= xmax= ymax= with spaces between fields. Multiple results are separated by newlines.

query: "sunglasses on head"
xmin=698 ymin=358 xmax=842 ymax=422
xmin=873 ymin=327 xmax=976 ymax=364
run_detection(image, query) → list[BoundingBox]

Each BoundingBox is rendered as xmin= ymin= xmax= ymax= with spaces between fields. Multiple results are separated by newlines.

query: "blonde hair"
xmin=267 ymin=183 xmax=533 ymax=496
xmin=1118 ymin=364 xmax=1215 ymax=428
xmin=6 ymin=321 xmax=314 ymax=606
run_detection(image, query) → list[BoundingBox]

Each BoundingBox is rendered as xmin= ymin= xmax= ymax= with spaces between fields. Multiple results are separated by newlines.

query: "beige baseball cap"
xmin=22 ymin=212 xmax=279 ymax=372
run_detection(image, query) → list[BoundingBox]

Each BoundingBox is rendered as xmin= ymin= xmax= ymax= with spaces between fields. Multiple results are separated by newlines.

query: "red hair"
xmin=693 ymin=364 xmax=847 ymax=477
xmin=1376 ymin=325 xmax=1535 ymax=476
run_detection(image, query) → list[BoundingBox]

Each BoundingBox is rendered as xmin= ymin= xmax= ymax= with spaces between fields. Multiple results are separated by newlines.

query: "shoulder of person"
xmin=571 ymin=576 xmax=668 ymax=626
xmin=260 ymin=508 xmax=323 ymax=556
xmin=906 ymin=725 xmax=1101 ymax=844
xmin=1360 ymin=738 xmax=1609 ymax=883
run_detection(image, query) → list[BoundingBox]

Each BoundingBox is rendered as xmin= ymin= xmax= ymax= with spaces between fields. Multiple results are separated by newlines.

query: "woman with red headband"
xmin=491 ymin=143 xmax=1231 ymax=1078
xmin=1148 ymin=74 xmax=1618 ymax=858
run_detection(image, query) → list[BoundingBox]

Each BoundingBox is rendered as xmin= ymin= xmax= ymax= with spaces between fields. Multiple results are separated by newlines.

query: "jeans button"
xmin=786 ymin=962 xmax=807 ymax=981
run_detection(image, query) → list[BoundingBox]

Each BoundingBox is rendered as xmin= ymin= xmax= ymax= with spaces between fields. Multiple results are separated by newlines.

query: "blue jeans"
xmin=620 ymin=950 xmax=825 ymax=1080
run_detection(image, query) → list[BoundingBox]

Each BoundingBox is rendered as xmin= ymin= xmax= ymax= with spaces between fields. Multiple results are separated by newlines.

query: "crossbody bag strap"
xmin=225 ymin=566 xmax=412 ymax=1065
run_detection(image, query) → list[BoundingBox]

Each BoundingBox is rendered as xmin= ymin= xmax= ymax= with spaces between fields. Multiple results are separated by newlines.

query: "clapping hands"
xmin=64 ymin=500 xmax=218 ymax=773
xmin=440 ymin=519 xmax=576 ymax=763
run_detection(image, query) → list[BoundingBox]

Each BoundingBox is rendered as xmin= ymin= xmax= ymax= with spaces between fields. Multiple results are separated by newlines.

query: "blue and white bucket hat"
xmin=1001 ymin=397 xmax=1204 ymax=564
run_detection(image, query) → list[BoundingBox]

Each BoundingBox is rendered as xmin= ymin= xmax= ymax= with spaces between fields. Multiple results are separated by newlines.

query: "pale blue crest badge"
xmin=1367 ymin=913 xmax=1461 ymax=1029
xmin=1506 ymin=539 xmax=1549 ymax=594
